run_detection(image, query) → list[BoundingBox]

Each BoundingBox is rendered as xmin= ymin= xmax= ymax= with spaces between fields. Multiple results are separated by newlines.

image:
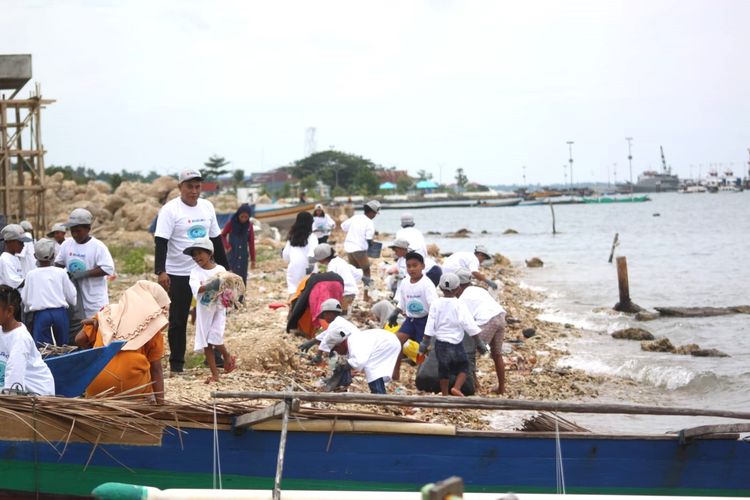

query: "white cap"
xmin=439 ymin=272 xmax=461 ymax=291
xmin=314 ymin=203 xmax=324 ymax=211
xmin=20 ymin=220 xmax=33 ymax=232
xmin=400 ymin=213 xmax=414 ymax=227
xmin=1 ymin=224 xmax=32 ymax=242
xmin=364 ymin=200 xmax=381 ymax=212
xmin=314 ymin=243 xmax=334 ymax=261
xmin=34 ymin=238 xmax=57 ymax=261
xmin=389 ymin=239 xmax=410 ymax=250
xmin=65 ymin=208 xmax=94 ymax=227
xmin=318 ymin=298 xmax=343 ymax=317
xmin=179 ymin=169 xmax=203 ymax=184
xmin=456 ymin=268 xmax=473 ymax=285
xmin=474 ymin=244 xmax=491 ymax=258
xmin=47 ymin=223 xmax=67 ymax=237
xmin=182 ymin=238 xmax=214 ymax=256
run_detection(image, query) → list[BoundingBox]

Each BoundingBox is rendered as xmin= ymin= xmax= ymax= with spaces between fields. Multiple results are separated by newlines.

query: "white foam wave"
xmin=519 ymin=281 xmax=546 ymax=293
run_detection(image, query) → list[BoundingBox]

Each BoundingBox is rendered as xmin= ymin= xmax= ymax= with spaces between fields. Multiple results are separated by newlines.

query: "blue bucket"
xmin=367 ymin=241 xmax=383 ymax=259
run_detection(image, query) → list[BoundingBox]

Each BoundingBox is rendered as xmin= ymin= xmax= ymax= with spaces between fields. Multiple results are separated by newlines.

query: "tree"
xmin=455 ymin=168 xmax=469 ymax=192
xmin=300 ymin=174 xmax=318 ymax=192
xmin=232 ymin=169 xmax=245 ymax=189
xmin=416 ymin=169 xmax=433 ymax=181
xmin=287 ymin=150 xmax=381 ymax=195
xmin=202 ymin=155 xmax=230 ymax=180
xmin=396 ymin=176 xmax=413 ymax=194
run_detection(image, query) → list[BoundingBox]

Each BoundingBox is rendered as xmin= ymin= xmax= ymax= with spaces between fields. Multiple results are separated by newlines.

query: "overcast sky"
xmin=3 ymin=0 xmax=749 ymax=185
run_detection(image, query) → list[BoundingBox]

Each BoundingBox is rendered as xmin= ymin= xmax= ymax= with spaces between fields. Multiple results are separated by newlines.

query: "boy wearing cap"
xmin=0 ymin=224 xmax=30 ymax=289
xmin=186 ymin=238 xmax=236 ymax=383
xmin=18 ymin=220 xmax=37 ymax=277
xmin=47 ymin=222 xmax=68 ymax=253
xmin=396 ymin=213 xmax=441 ymax=286
xmin=455 ymin=267 xmax=507 ymax=394
xmin=421 ymin=272 xmax=487 ymax=397
xmin=154 ymin=169 xmax=228 ymax=373
xmin=312 ymin=204 xmax=336 ymax=244
xmin=54 ymin=208 xmax=116 ymax=320
xmin=21 ymin=239 xmax=77 ymax=345
xmin=386 ymin=239 xmax=410 ymax=296
xmin=442 ymin=245 xmax=498 ymax=290
xmin=341 ymin=200 xmax=380 ymax=293
xmin=314 ymin=243 xmax=360 ymax=312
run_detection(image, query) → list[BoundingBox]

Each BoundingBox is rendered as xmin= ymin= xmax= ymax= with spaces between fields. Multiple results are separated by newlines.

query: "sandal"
xmin=224 ymin=355 xmax=237 ymax=374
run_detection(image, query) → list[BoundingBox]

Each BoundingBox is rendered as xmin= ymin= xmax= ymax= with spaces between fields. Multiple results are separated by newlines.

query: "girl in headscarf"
xmin=312 ymin=204 xmax=336 ymax=243
xmin=220 ymin=204 xmax=256 ymax=285
xmin=282 ymin=211 xmax=317 ymax=295
xmin=75 ymin=280 xmax=170 ymax=403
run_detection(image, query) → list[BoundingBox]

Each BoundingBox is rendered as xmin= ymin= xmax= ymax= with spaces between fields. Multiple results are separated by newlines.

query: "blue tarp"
xmin=44 ymin=341 xmax=126 ymax=397
xmin=415 ymin=180 xmax=439 ymax=189
xmin=378 ymin=182 xmax=396 ymax=190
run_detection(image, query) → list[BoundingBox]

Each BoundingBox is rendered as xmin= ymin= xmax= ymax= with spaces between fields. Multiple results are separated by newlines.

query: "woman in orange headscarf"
xmin=75 ymin=280 xmax=169 ymax=403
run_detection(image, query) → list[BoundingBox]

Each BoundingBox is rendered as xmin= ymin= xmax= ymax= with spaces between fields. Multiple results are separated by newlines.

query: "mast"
xmin=660 ymin=145 xmax=670 ymax=174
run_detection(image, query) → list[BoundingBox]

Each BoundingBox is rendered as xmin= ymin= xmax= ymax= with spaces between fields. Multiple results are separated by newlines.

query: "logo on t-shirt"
xmin=0 ymin=359 xmax=6 ymax=387
xmin=67 ymin=258 xmax=88 ymax=273
xmin=406 ymin=299 xmax=426 ymax=315
xmin=187 ymin=224 xmax=207 ymax=240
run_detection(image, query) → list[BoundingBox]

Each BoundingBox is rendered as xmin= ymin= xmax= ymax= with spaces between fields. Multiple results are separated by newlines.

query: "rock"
xmin=611 ymin=327 xmax=654 ymax=341
xmin=635 ymin=311 xmax=660 ymax=321
xmin=492 ymin=253 xmax=512 ymax=267
xmin=426 ymin=231 xmax=441 ymax=235
xmin=674 ymin=343 xmax=701 ymax=355
xmin=525 ymin=257 xmax=544 ymax=268
xmin=455 ymin=228 xmax=471 ymax=235
xmin=690 ymin=348 xmax=730 ymax=358
xmin=426 ymin=243 xmax=440 ymax=257
xmin=503 ymin=228 xmax=518 ymax=234
xmin=481 ymin=230 xmax=488 ymax=234
xmin=103 ymin=194 xmax=128 ymax=214
xmin=149 ymin=176 xmax=179 ymax=202
xmin=522 ymin=328 xmax=536 ymax=338
xmin=640 ymin=337 xmax=675 ymax=353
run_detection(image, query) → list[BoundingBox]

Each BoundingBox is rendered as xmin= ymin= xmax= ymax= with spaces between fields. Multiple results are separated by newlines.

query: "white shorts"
xmin=194 ymin=305 xmax=227 ymax=351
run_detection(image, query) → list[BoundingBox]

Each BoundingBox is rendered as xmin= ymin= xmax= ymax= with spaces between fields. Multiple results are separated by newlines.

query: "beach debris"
xmin=611 ymin=327 xmax=654 ymax=341
xmin=522 ymin=328 xmax=537 ymax=338
xmin=520 ymin=412 xmax=589 ymax=432
xmin=525 ymin=257 xmax=544 ymax=268
xmin=503 ymin=228 xmax=518 ymax=234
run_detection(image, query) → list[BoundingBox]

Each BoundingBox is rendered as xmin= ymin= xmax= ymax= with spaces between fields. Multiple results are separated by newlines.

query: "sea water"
xmin=374 ymin=192 xmax=750 ymax=432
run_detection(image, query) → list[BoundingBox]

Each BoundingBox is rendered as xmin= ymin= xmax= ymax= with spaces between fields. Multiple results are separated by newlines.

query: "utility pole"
xmin=566 ymin=140 xmax=575 ymax=190
xmin=522 ymin=165 xmax=527 ymax=187
xmin=625 ymin=137 xmax=634 ymax=194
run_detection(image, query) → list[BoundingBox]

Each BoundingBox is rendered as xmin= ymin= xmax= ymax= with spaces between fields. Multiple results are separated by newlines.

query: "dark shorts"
xmin=397 ymin=315 xmax=428 ymax=343
xmin=368 ymin=377 xmax=386 ymax=394
xmin=435 ymin=340 xmax=469 ymax=379
xmin=347 ymin=251 xmax=370 ymax=271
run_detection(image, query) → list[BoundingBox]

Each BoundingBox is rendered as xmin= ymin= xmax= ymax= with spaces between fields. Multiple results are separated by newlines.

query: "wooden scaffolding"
xmin=1 ymin=54 xmax=54 ymax=235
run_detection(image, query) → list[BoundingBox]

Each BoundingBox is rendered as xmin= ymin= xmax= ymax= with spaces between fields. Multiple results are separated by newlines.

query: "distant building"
xmin=250 ymin=168 xmax=296 ymax=193
xmin=375 ymin=168 xmax=410 ymax=183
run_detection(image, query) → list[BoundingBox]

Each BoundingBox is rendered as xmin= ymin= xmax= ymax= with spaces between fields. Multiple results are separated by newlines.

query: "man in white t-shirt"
xmin=441 ymin=245 xmax=498 ymax=290
xmin=341 ymin=200 xmax=379 ymax=298
xmin=154 ymin=169 xmax=228 ymax=373
xmin=396 ymin=213 xmax=442 ymax=286
xmin=455 ymin=267 xmax=507 ymax=394
xmin=313 ymin=243 xmax=360 ymax=312
xmin=54 ymin=208 xmax=116 ymax=337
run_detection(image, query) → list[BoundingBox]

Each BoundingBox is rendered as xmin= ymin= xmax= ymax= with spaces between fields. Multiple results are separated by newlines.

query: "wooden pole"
xmin=549 ymin=201 xmax=556 ymax=235
xmin=608 ymin=233 xmax=619 ymax=263
xmin=613 ymin=256 xmax=642 ymax=313
xmin=211 ymin=391 xmax=750 ymax=420
xmin=272 ymin=398 xmax=292 ymax=500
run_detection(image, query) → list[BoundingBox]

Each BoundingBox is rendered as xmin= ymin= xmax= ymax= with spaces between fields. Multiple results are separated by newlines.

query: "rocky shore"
xmin=105 ymin=226 xmax=622 ymax=431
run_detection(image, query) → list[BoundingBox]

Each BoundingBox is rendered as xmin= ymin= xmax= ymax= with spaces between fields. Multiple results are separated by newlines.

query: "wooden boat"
xmin=2 ymin=391 xmax=750 ymax=498
xmin=581 ymin=195 xmax=651 ymax=204
xmin=376 ymin=199 xmax=479 ymax=210
xmin=217 ymin=202 xmax=317 ymax=232
xmin=476 ymin=198 xmax=523 ymax=207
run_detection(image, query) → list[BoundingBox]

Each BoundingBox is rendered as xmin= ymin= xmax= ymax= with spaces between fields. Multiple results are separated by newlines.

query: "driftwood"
xmin=235 ymin=399 xmax=300 ymax=430
xmin=211 ymin=391 xmax=750 ymax=420
xmin=654 ymin=306 xmax=750 ymax=318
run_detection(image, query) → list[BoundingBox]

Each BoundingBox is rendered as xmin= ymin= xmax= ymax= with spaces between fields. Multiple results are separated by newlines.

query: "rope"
xmin=555 ymin=417 xmax=566 ymax=494
xmin=212 ymin=398 xmax=223 ymax=489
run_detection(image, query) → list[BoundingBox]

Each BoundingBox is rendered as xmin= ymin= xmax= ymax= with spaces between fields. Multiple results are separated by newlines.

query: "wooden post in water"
xmin=613 ymin=256 xmax=642 ymax=313
xmin=549 ymin=201 xmax=557 ymax=235
xmin=608 ymin=233 xmax=619 ymax=263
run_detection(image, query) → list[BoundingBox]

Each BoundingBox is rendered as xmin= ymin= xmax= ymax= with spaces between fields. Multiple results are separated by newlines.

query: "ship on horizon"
xmin=617 ymin=146 xmax=680 ymax=193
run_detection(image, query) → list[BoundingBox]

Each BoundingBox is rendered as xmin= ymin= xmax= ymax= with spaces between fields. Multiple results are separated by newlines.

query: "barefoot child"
xmin=420 ymin=273 xmax=488 ymax=397
xmin=185 ymin=239 xmax=236 ymax=383
xmin=0 ymin=285 xmax=55 ymax=395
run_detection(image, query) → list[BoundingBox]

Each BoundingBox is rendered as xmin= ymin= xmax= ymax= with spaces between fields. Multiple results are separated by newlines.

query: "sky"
xmin=2 ymin=0 xmax=749 ymax=186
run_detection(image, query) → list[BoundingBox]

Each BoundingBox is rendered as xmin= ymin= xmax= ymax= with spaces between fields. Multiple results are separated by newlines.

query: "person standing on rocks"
xmin=396 ymin=213 xmax=442 ymax=286
xmin=220 ymin=204 xmax=256 ymax=286
xmin=341 ymin=200 xmax=380 ymax=295
xmin=441 ymin=245 xmax=498 ymax=290
xmin=154 ymin=169 xmax=228 ymax=373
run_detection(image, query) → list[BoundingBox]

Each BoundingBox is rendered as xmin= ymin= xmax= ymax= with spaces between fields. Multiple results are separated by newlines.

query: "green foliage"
xmin=45 ymin=165 xmax=165 ymax=188
xmin=396 ymin=176 xmax=413 ymax=193
xmin=202 ymin=155 xmax=230 ymax=180
xmin=232 ymin=169 xmax=245 ymax=188
xmin=455 ymin=168 xmax=469 ymax=192
xmin=331 ymin=185 xmax=347 ymax=198
xmin=416 ymin=169 xmax=433 ymax=181
xmin=109 ymin=245 xmax=151 ymax=275
xmin=287 ymin=150 xmax=380 ymax=195
xmin=300 ymin=174 xmax=318 ymax=192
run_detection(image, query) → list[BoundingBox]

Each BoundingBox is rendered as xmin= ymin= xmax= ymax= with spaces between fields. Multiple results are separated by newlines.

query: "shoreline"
xmin=105 ymin=232 xmax=638 ymax=431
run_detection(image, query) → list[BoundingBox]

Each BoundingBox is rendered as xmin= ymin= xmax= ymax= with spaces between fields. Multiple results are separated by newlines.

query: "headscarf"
xmin=98 ymin=280 xmax=171 ymax=351
xmin=372 ymin=300 xmax=396 ymax=328
xmin=230 ymin=204 xmax=254 ymax=240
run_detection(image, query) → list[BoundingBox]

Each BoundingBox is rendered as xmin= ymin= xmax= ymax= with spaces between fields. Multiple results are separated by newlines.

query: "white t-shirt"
xmin=189 ymin=264 xmax=227 ymax=351
xmin=21 ymin=267 xmax=77 ymax=312
xmin=0 ymin=323 xmax=55 ymax=395
xmin=312 ymin=214 xmax=336 ymax=239
xmin=0 ymin=252 xmax=24 ymax=289
xmin=424 ymin=297 xmax=481 ymax=344
xmin=459 ymin=285 xmax=505 ymax=325
xmin=282 ymin=233 xmax=318 ymax=294
xmin=396 ymin=275 xmax=438 ymax=318
xmin=347 ymin=328 xmax=402 ymax=383
xmin=316 ymin=316 xmax=362 ymax=353
xmin=341 ymin=214 xmax=375 ymax=253
xmin=396 ymin=227 xmax=428 ymax=257
xmin=19 ymin=238 xmax=37 ymax=277
xmin=325 ymin=256 xmax=359 ymax=296
xmin=442 ymin=252 xmax=480 ymax=275
xmin=54 ymin=237 xmax=115 ymax=319
xmin=154 ymin=197 xmax=221 ymax=276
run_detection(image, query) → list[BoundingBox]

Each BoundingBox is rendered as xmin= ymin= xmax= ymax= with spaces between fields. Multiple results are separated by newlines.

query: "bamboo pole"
xmin=272 ymin=399 xmax=293 ymax=500
xmin=608 ymin=233 xmax=619 ymax=263
xmin=549 ymin=201 xmax=556 ymax=235
xmin=211 ymin=391 xmax=750 ymax=420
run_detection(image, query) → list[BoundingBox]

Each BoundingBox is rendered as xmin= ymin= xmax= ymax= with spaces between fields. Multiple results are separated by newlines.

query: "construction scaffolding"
xmin=0 ymin=54 xmax=54 ymax=234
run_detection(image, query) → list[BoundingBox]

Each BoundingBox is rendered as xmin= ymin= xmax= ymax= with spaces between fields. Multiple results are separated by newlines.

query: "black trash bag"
xmin=415 ymin=335 xmax=477 ymax=395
